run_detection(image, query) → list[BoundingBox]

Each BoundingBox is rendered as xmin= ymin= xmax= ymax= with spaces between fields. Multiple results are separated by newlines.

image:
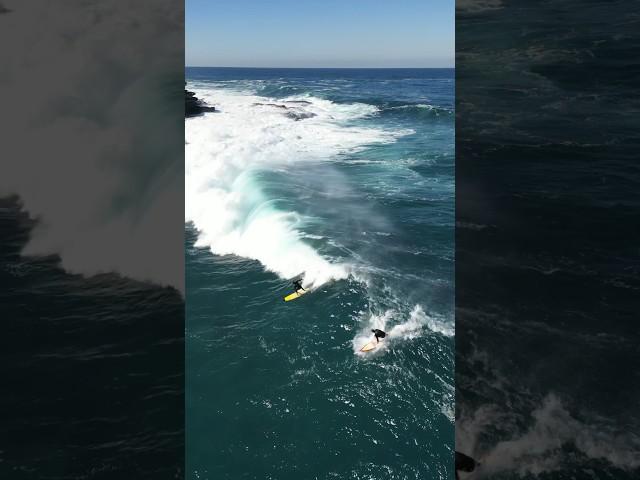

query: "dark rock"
xmin=185 ymin=86 xmax=215 ymax=117
xmin=286 ymin=111 xmax=316 ymax=121
xmin=252 ymin=101 xmax=315 ymax=121
xmin=253 ymin=102 xmax=288 ymax=109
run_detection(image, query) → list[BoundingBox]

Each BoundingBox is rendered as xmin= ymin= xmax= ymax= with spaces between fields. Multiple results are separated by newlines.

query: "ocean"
xmin=185 ymin=67 xmax=455 ymax=479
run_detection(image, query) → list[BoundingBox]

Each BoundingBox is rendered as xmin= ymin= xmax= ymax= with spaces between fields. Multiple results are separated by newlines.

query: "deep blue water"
xmin=185 ymin=68 xmax=454 ymax=479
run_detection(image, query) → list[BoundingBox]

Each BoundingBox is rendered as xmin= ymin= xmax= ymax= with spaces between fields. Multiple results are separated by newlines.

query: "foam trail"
xmin=353 ymin=305 xmax=453 ymax=355
xmin=186 ymin=86 xmax=408 ymax=287
xmin=389 ymin=305 xmax=454 ymax=339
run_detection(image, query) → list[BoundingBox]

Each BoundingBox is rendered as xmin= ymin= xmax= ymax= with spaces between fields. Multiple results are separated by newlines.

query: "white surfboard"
xmin=360 ymin=340 xmax=378 ymax=352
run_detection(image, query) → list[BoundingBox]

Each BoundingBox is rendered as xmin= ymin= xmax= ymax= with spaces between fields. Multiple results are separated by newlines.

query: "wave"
xmin=185 ymin=86 xmax=408 ymax=288
xmin=457 ymin=394 xmax=640 ymax=477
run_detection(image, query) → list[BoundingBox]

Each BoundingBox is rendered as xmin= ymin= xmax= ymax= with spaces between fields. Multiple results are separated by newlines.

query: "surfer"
xmin=371 ymin=329 xmax=386 ymax=343
xmin=293 ymin=279 xmax=305 ymax=293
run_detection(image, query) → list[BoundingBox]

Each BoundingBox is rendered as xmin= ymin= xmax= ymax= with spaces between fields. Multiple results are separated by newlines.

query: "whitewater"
xmin=186 ymin=86 xmax=410 ymax=289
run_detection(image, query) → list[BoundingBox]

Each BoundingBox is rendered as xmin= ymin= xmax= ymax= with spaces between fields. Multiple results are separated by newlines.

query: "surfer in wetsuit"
xmin=293 ymin=279 xmax=305 ymax=292
xmin=371 ymin=329 xmax=386 ymax=343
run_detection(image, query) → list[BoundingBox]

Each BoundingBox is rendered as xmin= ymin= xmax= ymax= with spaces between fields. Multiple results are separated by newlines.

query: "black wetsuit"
xmin=371 ymin=329 xmax=386 ymax=343
xmin=293 ymin=280 xmax=304 ymax=292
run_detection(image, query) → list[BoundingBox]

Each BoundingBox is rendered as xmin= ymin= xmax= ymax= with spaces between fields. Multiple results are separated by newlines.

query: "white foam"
xmin=353 ymin=305 xmax=453 ymax=355
xmin=186 ymin=85 xmax=407 ymax=287
xmin=390 ymin=304 xmax=454 ymax=339
xmin=458 ymin=394 xmax=640 ymax=476
xmin=390 ymin=103 xmax=438 ymax=110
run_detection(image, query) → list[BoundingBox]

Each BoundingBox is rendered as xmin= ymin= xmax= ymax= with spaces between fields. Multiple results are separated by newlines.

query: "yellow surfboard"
xmin=360 ymin=341 xmax=378 ymax=352
xmin=284 ymin=289 xmax=308 ymax=302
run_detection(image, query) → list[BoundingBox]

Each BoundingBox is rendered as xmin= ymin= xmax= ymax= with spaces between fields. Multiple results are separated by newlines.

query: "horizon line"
xmin=185 ymin=65 xmax=455 ymax=69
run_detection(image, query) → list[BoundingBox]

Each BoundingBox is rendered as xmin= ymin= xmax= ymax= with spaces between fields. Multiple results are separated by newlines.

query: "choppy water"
xmin=0 ymin=197 xmax=184 ymax=478
xmin=186 ymin=67 xmax=455 ymax=479
xmin=456 ymin=1 xmax=640 ymax=478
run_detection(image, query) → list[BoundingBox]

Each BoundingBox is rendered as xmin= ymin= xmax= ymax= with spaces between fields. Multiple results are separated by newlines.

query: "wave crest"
xmin=186 ymin=86 xmax=406 ymax=287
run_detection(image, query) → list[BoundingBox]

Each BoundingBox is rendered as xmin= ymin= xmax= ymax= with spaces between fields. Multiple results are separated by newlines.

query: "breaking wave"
xmin=185 ymin=85 xmax=410 ymax=288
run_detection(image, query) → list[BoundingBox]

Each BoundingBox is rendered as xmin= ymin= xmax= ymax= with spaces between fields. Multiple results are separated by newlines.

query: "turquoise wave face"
xmin=186 ymin=67 xmax=454 ymax=479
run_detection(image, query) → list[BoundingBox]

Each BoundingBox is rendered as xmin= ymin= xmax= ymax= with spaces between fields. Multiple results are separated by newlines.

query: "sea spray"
xmin=353 ymin=305 xmax=454 ymax=355
xmin=185 ymin=87 xmax=407 ymax=287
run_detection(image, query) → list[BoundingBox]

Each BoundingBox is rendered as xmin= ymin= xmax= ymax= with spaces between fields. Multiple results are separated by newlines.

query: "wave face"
xmin=186 ymin=67 xmax=455 ymax=480
xmin=186 ymin=87 xmax=407 ymax=288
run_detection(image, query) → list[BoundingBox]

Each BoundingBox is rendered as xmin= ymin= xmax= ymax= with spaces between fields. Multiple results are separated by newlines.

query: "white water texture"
xmin=185 ymin=85 xmax=409 ymax=288
xmin=352 ymin=305 xmax=454 ymax=355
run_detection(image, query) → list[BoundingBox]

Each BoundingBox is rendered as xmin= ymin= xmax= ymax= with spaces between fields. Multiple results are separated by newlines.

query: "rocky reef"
xmin=185 ymin=88 xmax=215 ymax=117
xmin=252 ymin=101 xmax=316 ymax=121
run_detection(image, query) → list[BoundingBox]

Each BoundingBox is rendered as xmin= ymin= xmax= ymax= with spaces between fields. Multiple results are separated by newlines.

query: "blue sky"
xmin=186 ymin=0 xmax=454 ymax=68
